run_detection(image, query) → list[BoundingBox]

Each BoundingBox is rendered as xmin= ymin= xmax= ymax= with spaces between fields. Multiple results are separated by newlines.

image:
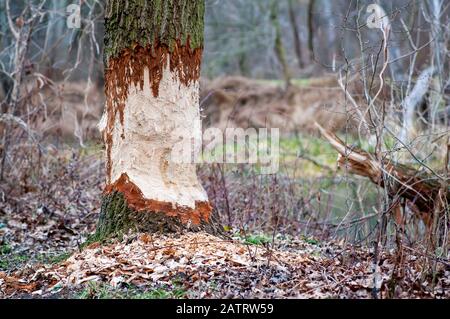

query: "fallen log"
xmin=315 ymin=123 xmax=449 ymax=218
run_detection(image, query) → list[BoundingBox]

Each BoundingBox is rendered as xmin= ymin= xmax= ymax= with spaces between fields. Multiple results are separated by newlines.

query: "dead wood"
xmin=315 ymin=122 xmax=449 ymax=217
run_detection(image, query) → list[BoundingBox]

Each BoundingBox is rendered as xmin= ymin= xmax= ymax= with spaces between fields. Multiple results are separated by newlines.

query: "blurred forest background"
xmin=0 ymin=0 xmax=449 ymax=298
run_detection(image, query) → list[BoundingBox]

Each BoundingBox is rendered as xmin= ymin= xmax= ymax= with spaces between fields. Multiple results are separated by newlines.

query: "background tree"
xmin=307 ymin=0 xmax=315 ymax=62
xmin=288 ymin=0 xmax=303 ymax=69
xmin=270 ymin=0 xmax=291 ymax=88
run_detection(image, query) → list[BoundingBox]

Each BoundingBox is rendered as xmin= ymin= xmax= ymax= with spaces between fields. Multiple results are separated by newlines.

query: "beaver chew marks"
xmin=102 ymin=40 xmax=202 ymax=182
xmin=98 ymin=39 xmax=208 ymax=226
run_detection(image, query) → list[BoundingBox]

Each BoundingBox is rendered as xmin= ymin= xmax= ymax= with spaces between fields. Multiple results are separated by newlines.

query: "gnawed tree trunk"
xmin=94 ymin=0 xmax=222 ymax=241
xmin=315 ymin=123 xmax=449 ymax=222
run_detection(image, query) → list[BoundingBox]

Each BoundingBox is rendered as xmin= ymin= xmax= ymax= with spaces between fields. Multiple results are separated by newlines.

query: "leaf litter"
xmin=1 ymin=147 xmax=449 ymax=299
xmin=1 ymin=232 xmax=449 ymax=299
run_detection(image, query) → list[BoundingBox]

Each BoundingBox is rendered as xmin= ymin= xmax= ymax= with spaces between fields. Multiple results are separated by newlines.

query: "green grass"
xmin=0 ymin=242 xmax=12 ymax=255
xmin=301 ymin=236 xmax=320 ymax=246
xmin=0 ymin=253 xmax=30 ymax=271
xmin=76 ymin=281 xmax=187 ymax=299
xmin=0 ymin=241 xmax=72 ymax=271
xmin=278 ymin=134 xmax=337 ymax=177
xmin=200 ymin=133 xmax=338 ymax=178
xmin=36 ymin=252 xmax=72 ymax=265
xmin=243 ymin=234 xmax=272 ymax=246
xmin=254 ymin=78 xmax=311 ymax=87
xmin=78 ymin=141 xmax=103 ymax=158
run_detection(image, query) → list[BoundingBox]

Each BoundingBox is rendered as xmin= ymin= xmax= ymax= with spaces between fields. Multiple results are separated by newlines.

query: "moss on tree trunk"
xmin=104 ymin=0 xmax=205 ymax=63
xmin=92 ymin=192 xmax=224 ymax=243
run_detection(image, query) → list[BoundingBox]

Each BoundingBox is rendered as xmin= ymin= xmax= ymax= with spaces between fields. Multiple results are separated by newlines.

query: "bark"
xmin=270 ymin=0 xmax=292 ymax=88
xmin=93 ymin=191 xmax=223 ymax=242
xmin=96 ymin=0 xmax=222 ymax=240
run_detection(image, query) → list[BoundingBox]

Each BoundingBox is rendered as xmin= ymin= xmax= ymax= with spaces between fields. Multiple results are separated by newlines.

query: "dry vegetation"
xmin=1 ymin=77 xmax=449 ymax=298
xmin=201 ymin=76 xmax=354 ymax=133
xmin=2 ymin=231 xmax=450 ymax=299
xmin=1 ymin=0 xmax=449 ymax=299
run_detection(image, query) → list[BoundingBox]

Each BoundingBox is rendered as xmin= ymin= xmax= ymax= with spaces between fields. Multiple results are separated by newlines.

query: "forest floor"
xmin=1 ymin=142 xmax=450 ymax=299
xmin=1 ymin=76 xmax=449 ymax=298
xmin=1 ymin=229 xmax=449 ymax=299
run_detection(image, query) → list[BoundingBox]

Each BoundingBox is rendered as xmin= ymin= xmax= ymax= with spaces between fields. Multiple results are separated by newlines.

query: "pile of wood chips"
xmin=1 ymin=232 xmax=449 ymax=298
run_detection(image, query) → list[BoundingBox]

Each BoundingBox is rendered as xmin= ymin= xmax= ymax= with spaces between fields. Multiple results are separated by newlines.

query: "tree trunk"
xmin=426 ymin=0 xmax=445 ymax=126
xmin=322 ymin=0 xmax=336 ymax=67
xmin=399 ymin=66 xmax=434 ymax=143
xmin=288 ymin=0 xmax=303 ymax=69
xmin=377 ymin=1 xmax=406 ymax=83
xmin=238 ymin=29 xmax=248 ymax=76
xmin=307 ymin=0 xmax=315 ymax=62
xmin=270 ymin=0 xmax=292 ymax=88
xmin=95 ymin=0 xmax=222 ymax=241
